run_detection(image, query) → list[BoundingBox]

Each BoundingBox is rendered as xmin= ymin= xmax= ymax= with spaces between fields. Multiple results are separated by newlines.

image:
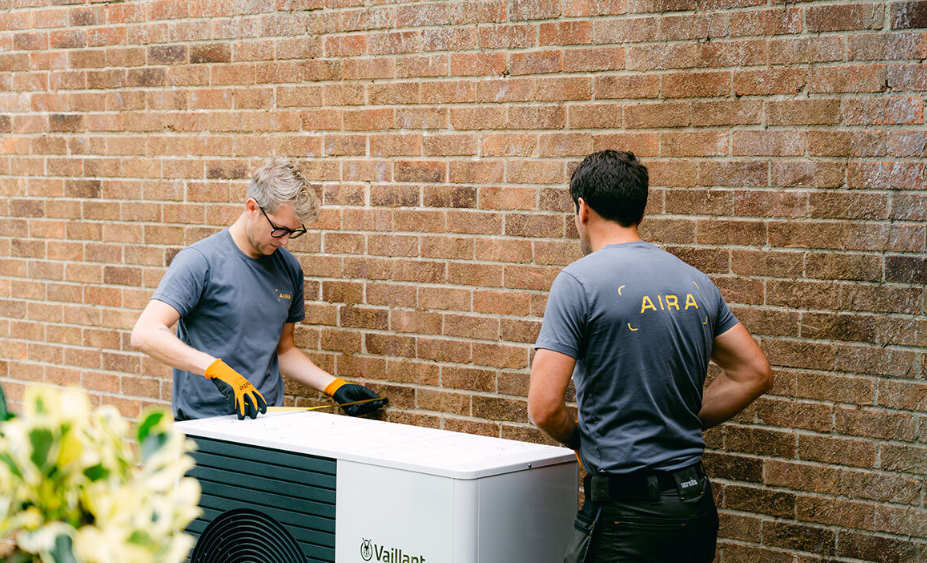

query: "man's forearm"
xmin=698 ymin=371 xmax=769 ymax=430
xmin=131 ymin=324 xmax=214 ymax=375
xmin=530 ymin=402 xmax=581 ymax=450
xmin=277 ymin=346 xmax=336 ymax=392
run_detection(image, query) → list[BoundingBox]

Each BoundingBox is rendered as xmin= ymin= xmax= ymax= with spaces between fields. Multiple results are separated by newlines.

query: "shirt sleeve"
xmin=151 ymin=248 xmax=209 ymax=318
xmin=534 ymin=271 xmax=588 ymax=359
xmin=711 ymin=283 xmax=739 ymax=337
xmin=287 ymin=265 xmax=306 ymax=323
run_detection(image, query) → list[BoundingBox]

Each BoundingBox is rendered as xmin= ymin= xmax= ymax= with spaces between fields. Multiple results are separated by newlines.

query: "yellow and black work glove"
xmin=204 ymin=359 xmax=267 ymax=420
xmin=323 ymin=378 xmax=387 ymax=417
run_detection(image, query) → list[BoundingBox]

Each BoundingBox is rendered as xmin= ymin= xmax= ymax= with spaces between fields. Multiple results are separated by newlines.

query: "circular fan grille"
xmin=191 ymin=508 xmax=304 ymax=563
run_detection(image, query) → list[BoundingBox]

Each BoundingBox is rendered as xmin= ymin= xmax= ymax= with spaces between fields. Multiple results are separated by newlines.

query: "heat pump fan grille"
xmin=187 ymin=436 xmax=337 ymax=562
xmin=191 ymin=508 xmax=304 ymax=563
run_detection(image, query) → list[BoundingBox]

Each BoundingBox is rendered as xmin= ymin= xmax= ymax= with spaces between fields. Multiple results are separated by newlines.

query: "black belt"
xmin=584 ymin=461 xmax=707 ymax=503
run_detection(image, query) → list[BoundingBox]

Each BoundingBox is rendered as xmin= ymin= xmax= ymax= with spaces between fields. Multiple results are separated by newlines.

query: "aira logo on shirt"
xmin=274 ymin=288 xmax=292 ymax=303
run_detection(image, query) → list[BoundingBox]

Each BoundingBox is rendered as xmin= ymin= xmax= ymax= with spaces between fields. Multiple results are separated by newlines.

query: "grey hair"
xmin=247 ymin=157 xmax=320 ymax=225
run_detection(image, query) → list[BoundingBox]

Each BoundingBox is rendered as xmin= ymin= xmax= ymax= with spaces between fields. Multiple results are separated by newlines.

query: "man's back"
xmin=536 ymin=241 xmax=738 ymax=474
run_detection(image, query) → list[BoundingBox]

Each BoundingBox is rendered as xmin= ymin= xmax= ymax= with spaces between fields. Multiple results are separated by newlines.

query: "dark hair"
xmin=569 ymin=150 xmax=649 ymax=227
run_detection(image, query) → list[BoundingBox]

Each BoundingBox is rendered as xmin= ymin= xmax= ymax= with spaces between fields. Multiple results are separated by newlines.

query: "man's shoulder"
xmin=273 ymin=246 xmax=303 ymax=273
xmin=167 ymin=230 xmax=228 ymax=272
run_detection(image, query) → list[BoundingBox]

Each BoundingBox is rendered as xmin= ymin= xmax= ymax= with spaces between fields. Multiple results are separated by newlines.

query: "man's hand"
xmin=205 ymin=359 xmax=268 ymax=420
xmin=323 ymin=378 xmax=387 ymax=416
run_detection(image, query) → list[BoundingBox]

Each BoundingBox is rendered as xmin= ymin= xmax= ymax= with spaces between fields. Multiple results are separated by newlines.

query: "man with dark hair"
xmin=529 ymin=150 xmax=772 ymax=562
xmin=131 ymin=158 xmax=386 ymax=421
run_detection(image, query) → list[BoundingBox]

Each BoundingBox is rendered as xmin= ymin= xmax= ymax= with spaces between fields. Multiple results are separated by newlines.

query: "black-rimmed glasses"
xmin=259 ymin=205 xmax=307 ymax=239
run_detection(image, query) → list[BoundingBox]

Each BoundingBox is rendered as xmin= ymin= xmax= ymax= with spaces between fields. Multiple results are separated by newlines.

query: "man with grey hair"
xmin=132 ymin=158 xmax=385 ymax=420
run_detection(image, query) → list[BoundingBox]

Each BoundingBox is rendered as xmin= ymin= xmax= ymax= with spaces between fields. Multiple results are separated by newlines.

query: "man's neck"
xmin=228 ymin=215 xmax=258 ymax=258
xmin=588 ymin=222 xmax=643 ymax=253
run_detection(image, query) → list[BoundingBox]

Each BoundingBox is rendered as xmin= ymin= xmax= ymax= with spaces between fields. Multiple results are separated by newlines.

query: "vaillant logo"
xmin=360 ymin=539 xmax=373 ymax=561
xmin=359 ymin=538 xmax=426 ymax=563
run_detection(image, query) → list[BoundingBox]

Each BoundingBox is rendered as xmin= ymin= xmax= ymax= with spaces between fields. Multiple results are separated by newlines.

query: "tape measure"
xmin=267 ymin=396 xmax=387 ymax=413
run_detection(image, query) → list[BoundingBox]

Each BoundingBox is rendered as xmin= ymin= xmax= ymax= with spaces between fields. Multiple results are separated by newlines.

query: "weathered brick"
xmin=625 ymin=102 xmax=690 ymax=129
xmin=810 ymin=65 xmax=887 ymax=93
xmin=807 ymin=3 xmax=885 ymax=32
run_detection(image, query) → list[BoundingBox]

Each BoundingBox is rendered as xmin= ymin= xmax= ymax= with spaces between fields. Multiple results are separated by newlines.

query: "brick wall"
xmin=1 ymin=0 xmax=925 ymax=560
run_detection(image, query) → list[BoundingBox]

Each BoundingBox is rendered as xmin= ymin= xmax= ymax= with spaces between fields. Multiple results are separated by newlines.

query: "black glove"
xmin=325 ymin=378 xmax=387 ymax=416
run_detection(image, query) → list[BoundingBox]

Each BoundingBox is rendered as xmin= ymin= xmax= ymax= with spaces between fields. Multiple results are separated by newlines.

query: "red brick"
xmin=481 ymin=133 xmax=538 ymax=157
xmin=627 ymin=43 xmax=694 ymax=71
xmin=733 ymin=131 xmax=804 ymax=157
xmin=479 ymin=24 xmax=536 ymax=50
xmin=594 ymin=74 xmax=660 ymax=99
xmin=848 ymin=32 xmax=927 ymax=61
xmin=595 ymin=17 xmax=660 ymax=44
xmin=810 ymin=65 xmax=887 ymax=94
xmin=394 ymin=161 xmax=446 ymax=183
xmin=892 ymin=0 xmax=927 ymax=28
xmin=505 ymin=161 xmax=564 ymax=184
xmin=343 ymin=58 xmax=395 ymax=80
xmin=397 ymin=3 xmax=450 ymax=27
xmin=809 ymin=130 xmax=886 ymax=158
xmin=567 ymin=104 xmax=622 ymax=129
xmin=662 ymin=71 xmax=731 ymax=98
xmin=370 ymin=134 xmax=422 ymax=157
xmin=844 ymin=97 xmax=924 ymax=125
xmin=562 ymin=46 xmax=625 ymax=72
xmin=422 ymin=27 xmax=476 ymax=52
xmin=423 ymin=134 xmax=477 ymax=157
xmin=449 ymin=161 xmax=505 ymax=184
xmin=368 ymin=31 xmax=421 ymax=56
xmin=696 ymin=39 xmax=766 ymax=67
xmin=767 ymin=99 xmax=842 ymax=126
xmin=536 ymin=77 xmax=592 ymax=101
xmin=887 ymin=130 xmax=927 ymax=157
xmin=661 ymin=131 xmax=729 ymax=157
xmin=450 ymin=106 xmax=505 ymax=130
xmin=809 ymin=192 xmax=889 ymax=220
xmin=625 ymin=102 xmax=689 ymax=129
xmin=768 ymin=37 xmax=844 ymax=65
xmin=539 ymin=21 xmax=593 ymax=46
xmin=422 ymin=80 xmax=476 ymax=104
xmin=731 ymin=7 xmax=802 ymax=36
xmin=807 ymin=3 xmax=884 ymax=32
xmin=538 ymin=133 xmax=593 ymax=157
xmin=692 ymin=100 xmax=762 ymax=126
xmin=450 ymin=52 xmax=506 ymax=77
xmin=663 ymin=13 xmax=729 ymax=41
xmin=507 ymin=105 xmax=566 ymax=130
xmin=476 ymin=77 xmax=535 ymax=103
xmin=508 ymin=50 xmax=562 ymax=75
xmin=510 ymin=0 xmax=561 ymax=20
xmin=771 ymin=161 xmax=845 ymax=188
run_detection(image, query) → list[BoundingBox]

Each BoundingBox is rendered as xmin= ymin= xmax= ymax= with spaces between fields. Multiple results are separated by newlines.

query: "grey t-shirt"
xmin=535 ymin=241 xmax=738 ymax=475
xmin=152 ymin=229 xmax=305 ymax=420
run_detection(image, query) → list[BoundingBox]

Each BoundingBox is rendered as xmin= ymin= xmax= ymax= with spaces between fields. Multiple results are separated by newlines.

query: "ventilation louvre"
xmin=191 ymin=508 xmax=304 ymax=563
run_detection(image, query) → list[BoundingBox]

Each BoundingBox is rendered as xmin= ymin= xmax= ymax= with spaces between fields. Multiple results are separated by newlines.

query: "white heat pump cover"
xmin=175 ymin=411 xmax=576 ymax=479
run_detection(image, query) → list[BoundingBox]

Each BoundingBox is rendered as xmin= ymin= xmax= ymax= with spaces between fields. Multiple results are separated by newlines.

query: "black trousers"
xmin=586 ymin=474 xmax=718 ymax=563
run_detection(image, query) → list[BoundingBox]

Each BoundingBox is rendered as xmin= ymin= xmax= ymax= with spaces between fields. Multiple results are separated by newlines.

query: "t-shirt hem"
xmin=150 ymin=294 xmax=188 ymax=317
xmin=534 ymin=341 xmax=579 ymax=359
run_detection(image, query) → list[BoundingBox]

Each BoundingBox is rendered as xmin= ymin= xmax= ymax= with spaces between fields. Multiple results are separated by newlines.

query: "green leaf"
xmin=128 ymin=529 xmax=154 ymax=546
xmin=29 ymin=427 xmax=54 ymax=471
xmin=52 ymin=534 xmax=78 ymax=563
xmin=136 ymin=410 xmax=165 ymax=444
xmin=0 ymin=382 xmax=12 ymax=421
xmin=0 ymin=451 xmax=22 ymax=478
xmin=83 ymin=463 xmax=109 ymax=481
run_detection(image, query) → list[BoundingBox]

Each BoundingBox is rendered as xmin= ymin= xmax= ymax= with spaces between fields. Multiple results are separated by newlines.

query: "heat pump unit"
xmin=175 ymin=411 xmax=578 ymax=563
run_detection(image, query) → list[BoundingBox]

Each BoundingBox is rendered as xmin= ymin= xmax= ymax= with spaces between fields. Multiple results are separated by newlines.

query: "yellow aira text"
xmin=640 ymin=293 xmax=699 ymax=313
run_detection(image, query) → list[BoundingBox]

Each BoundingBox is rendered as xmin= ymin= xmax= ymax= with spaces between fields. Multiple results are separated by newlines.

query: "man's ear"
xmin=244 ymin=198 xmax=257 ymax=216
xmin=576 ymin=197 xmax=590 ymax=225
